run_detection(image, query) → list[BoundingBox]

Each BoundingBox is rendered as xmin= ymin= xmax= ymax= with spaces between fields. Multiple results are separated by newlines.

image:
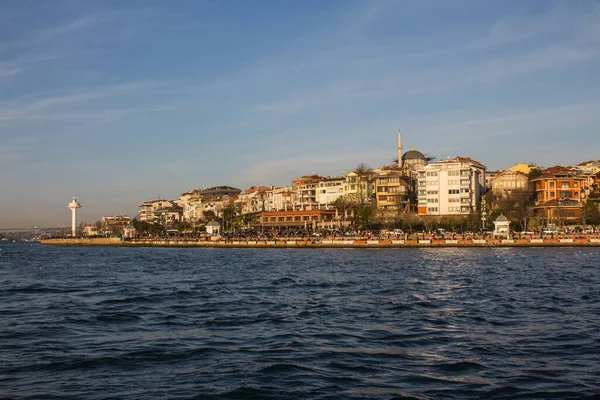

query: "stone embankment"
xmin=41 ymin=237 xmax=600 ymax=248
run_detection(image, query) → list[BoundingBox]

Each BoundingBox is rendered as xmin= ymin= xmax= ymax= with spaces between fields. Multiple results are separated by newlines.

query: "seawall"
xmin=41 ymin=237 xmax=600 ymax=248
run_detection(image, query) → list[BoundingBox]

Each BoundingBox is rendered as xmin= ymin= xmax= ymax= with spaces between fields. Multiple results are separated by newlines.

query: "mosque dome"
xmin=402 ymin=149 xmax=426 ymax=161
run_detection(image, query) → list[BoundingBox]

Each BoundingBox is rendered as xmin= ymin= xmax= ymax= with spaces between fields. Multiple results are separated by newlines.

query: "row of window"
xmin=378 ymin=177 xmax=402 ymax=184
xmin=261 ymin=216 xmax=325 ymax=222
xmin=380 ymin=186 xmax=401 ymax=193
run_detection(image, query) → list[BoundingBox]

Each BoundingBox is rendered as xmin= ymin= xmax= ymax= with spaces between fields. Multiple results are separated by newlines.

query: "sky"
xmin=1 ymin=0 xmax=599 ymax=228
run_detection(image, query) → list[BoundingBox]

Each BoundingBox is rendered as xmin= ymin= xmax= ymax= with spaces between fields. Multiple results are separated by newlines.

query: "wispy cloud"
xmin=253 ymin=2 xmax=600 ymax=115
xmin=0 ymin=81 xmax=162 ymax=122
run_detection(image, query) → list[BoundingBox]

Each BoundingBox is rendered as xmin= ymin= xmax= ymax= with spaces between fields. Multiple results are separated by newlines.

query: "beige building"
xmin=101 ymin=215 xmax=132 ymax=235
xmin=83 ymin=224 xmax=100 ymax=237
xmin=139 ymin=200 xmax=175 ymax=223
xmin=343 ymin=170 xmax=373 ymax=204
xmin=153 ymin=206 xmax=183 ymax=228
xmin=508 ymin=163 xmax=539 ymax=175
xmin=490 ymin=169 xmax=529 ymax=196
xmin=373 ymin=167 xmax=414 ymax=211
xmin=236 ymin=186 xmax=270 ymax=215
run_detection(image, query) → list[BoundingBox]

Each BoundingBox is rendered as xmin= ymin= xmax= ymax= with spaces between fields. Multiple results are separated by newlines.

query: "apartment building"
xmin=343 ymin=170 xmax=373 ymax=204
xmin=292 ymin=175 xmax=323 ymax=210
xmin=530 ymin=166 xmax=586 ymax=225
xmin=138 ymin=199 xmax=175 ymax=223
xmin=235 ymin=186 xmax=270 ymax=214
xmin=417 ymin=157 xmax=486 ymax=215
xmin=490 ymin=169 xmax=529 ymax=196
xmin=316 ymin=177 xmax=345 ymax=208
xmin=176 ymin=190 xmax=203 ymax=223
xmin=199 ymin=186 xmax=241 ymax=201
xmin=101 ymin=215 xmax=132 ymax=236
xmin=373 ymin=167 xmax=414 ymax=211
xmin=265 ymin=186 xmax=294 ymax=211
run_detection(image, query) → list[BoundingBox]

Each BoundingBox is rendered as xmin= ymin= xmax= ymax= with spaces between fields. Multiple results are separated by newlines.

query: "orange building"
xmin=531 ymin=166 xmax=586 ymax=225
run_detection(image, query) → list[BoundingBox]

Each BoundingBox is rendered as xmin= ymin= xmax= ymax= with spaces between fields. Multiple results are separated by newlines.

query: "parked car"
xmin=521 ymin=230 xmax=535 ymax=235
xmin=542 ymin=228 xmax=557 ymax=234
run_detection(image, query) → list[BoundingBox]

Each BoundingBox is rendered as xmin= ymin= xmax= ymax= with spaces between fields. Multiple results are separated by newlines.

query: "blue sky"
xmin=1 ymin=0 xmax=599 ymax=227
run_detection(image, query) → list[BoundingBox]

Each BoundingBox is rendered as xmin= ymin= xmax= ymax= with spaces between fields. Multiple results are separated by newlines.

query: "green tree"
xmin=528 ymin=168 xmax=543 ymax=180
xmin=202 ymin=210 xmax=215 ymax=221
xmin=354 ymin=204 xmax=374 ymax=231
xmin=582 ymin=201 xmax=600 ymax=226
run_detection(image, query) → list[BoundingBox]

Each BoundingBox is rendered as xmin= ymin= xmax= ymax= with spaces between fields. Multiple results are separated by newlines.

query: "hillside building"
xmin=417 ymin=157 xmax=486 ymax=215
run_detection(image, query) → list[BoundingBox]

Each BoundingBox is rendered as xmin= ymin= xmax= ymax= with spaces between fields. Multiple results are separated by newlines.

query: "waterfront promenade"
xmin=42 ymin=235 xmax=600 ymax=248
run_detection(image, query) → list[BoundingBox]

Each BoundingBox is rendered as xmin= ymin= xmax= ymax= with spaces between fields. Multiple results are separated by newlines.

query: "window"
xmin=561 ymin=182 xmax=570 ymax=189
xmin=550 ymin=182 xmax=555 ymax=187
xmin=427 ymin=190 xmax=439 ymax=195
xmin=448 ymin=170 xmax=459 ymax=176
xmin=449 ymin=189 xmax=459 ymax=194
xmin=550 ymin=192 xmax=555 ymax=197
xmin=574 ymin=182 xmax=578 ymax=187
xmin=427 ymin=207 xmax=438 ymax=213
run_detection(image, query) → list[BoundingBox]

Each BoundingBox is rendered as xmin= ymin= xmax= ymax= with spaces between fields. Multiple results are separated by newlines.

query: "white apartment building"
xmin=138 ymin=199 xmax=175 ymax=223
xmin=417 ymin=157 xmax=486 ymax=215
xmin=265 ymin=185 xmax=294 ymax=211
xmin=177 ymin=190 xmax=203 ymax=222
xmin=235 ymin=186 xmax=270 ymax=215
xmin=317 ymin=177 xmax=345 ymax=208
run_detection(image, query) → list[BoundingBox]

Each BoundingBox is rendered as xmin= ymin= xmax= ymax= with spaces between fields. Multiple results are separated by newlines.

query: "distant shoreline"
xmin=41 ymin=237 xmax=600 ymax=248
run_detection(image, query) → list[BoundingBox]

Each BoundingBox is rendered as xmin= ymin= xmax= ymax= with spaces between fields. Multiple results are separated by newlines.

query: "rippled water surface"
xmin=1 ymin=243 xmax=599 ymax=399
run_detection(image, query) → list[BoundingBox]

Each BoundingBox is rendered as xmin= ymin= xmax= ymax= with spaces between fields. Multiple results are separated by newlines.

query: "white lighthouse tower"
xmin=67 ymin=197 xmax=81 ymax=237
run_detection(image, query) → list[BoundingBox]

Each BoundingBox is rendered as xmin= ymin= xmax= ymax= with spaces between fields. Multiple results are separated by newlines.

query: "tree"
xmin=582 ymin=201 xmax=600 ymax=226
xmin=202 ymin=210 xmax=215 ymax=221
xmin=354 ymin=204 xmax=374 ymax=231
xmin=528 ymin=168 xmax=543 ymax=181
xmin=401 ymin=211 xmax=418 ymax=233
xmin=354 ymin=162 xmax=373 ymax=205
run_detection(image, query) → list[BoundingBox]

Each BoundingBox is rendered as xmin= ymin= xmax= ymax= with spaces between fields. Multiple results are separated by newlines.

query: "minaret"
xmin=397 ymin=130 xmax=403 ymax=168
xmin=67 ymin=197 xmax=81 ymax=237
